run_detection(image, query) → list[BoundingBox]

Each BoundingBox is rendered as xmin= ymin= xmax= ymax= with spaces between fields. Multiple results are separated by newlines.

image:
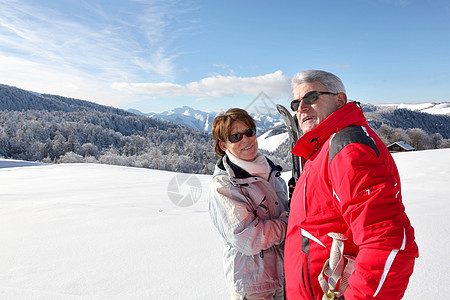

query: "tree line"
xmin=375 ymin=124 xmax=450 ymax=150
xmin=362 ymin=104 xmax=450 ymax=139
xmin=0 ymin=84 xmax=448 ymax=174
xmin=1 ymin=107 xmax=448 ymax=174
xmin=0 ymin=109 xmax=217 ymax=174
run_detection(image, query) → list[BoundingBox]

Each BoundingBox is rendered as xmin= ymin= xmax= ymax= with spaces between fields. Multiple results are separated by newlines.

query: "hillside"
xmin=0 ymin=84 xmax=131 ymax=115
xmin=361 ymin=103 xmax=450 ymax=139
xmin=378 ymin=102 xmax=450 ymax=115
xmin=257 ymin=103 xmax=450 ymax=153
xmin=0 ymin=83 xmax=448 ymax=173
xmin=0 ymin=84 xmax=216 ymax=174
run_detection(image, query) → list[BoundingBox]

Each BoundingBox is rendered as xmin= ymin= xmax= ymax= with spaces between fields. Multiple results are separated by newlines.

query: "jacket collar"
xmin=215 ymin=154 xmax=282 ymax=183
xmin=291 ymin=102 xmax=367 ymax=160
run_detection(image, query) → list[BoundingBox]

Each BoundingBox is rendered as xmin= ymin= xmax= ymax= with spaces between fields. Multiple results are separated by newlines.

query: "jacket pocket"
xmin=303 ymin=172 xmax=338 ymax=220
xmin=301 ymin=235 xmax=317 ymax=300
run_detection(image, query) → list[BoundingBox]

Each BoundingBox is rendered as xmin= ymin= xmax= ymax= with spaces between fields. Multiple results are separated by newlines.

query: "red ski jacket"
xmin=284 ymin=102 xmax=419 ymax=299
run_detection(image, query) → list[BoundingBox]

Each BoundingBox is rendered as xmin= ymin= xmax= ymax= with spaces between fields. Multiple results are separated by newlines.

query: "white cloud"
xmin=1 ymin=1 xmax=179 ymax=79
xmin=113 ymin=70 xmax=292 ymax=99
xmin=0 ymin=55 xmax=129 ymax=107
xmin=0 ymin=0 xmax=190 ymax=101
xmin=0 ymin=1 xmax=292 ymax=110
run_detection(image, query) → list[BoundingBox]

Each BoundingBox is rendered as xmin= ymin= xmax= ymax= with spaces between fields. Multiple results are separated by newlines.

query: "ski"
xmin=276 ymin=104 xmax=302 ymax=182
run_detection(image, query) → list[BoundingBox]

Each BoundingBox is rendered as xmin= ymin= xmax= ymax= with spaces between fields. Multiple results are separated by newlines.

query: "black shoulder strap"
xmin=329 ymin=125 xmax=380 ymax=164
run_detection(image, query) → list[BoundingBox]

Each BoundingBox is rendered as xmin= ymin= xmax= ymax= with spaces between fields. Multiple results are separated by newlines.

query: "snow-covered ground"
xmin=0 ymin=149 xmax=449 ymax=299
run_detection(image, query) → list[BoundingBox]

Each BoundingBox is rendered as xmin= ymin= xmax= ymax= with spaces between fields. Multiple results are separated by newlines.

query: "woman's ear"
xmin=219 ymin=140 xmax=227 ymax=152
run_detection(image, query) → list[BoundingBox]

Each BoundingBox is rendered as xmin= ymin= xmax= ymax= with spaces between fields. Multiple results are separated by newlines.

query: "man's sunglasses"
xmin=290 ymin=91 xmax=337 ymax=111
xmin=227 ymin=127 xmax=257 ymax=143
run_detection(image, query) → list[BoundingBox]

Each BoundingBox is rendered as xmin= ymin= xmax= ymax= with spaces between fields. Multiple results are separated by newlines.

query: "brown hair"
xmin=211 ymin=108 xmax=256 ymax=157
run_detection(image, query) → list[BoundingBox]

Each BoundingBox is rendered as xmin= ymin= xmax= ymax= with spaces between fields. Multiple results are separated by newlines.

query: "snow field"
xmin=0 ymin=163 xmax=227 ymax=299
xmin=1 ymin=148 xmax=449 ymax=299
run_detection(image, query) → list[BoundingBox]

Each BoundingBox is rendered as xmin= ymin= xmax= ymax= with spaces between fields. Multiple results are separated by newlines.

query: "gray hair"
xmin=292 ymin=70 xmax=346 ymax=94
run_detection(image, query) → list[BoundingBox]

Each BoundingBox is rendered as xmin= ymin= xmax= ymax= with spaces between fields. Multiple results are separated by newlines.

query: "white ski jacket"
xmin=208 ymin=155 xmax=289 ymax=294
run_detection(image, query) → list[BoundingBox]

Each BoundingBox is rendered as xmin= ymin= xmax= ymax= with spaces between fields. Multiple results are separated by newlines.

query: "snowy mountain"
xmin=1 ymin=148 xmax=448 ymax=299
xmin=147 ymin=106 xmax=216 ymax=132
xmin=139 ymin=102 xmax=450 ymax=154
xmin=141 ymin=103 xmax=450 ymax=140
xmin=141 ymin=104 xmax=291 ymax=160
xmin=141 ymin=106 xmax=285 ymax=133
xmin=378 ymin=102 xmax=450 ymax=115
xmin=0 ymin=84 xmax=131 ymax=115
xmin=0 ymin=82 xmax=448 ymax=170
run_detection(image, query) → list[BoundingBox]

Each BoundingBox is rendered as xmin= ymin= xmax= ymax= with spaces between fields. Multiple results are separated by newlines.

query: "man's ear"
xmin=337 ymin=92 xmax=347 ymax=109
xmin=219 ymin=140 xmax=227 ymax=152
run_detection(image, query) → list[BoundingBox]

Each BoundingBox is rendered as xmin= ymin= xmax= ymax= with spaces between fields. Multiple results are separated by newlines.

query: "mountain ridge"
xmin=133 ymin=102 xmax=450 ymax=140
xmin=130 ymin=106 xmax=286 ymax=133
xmin=0 ymin=83 xmax=449 ymax=166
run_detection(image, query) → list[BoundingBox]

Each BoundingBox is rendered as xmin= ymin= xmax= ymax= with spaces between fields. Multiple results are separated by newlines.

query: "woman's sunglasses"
xmin=290 ymin=91 xmax=337 ymax=111
xmin=227 ymin=127 xmax=256 ymax=143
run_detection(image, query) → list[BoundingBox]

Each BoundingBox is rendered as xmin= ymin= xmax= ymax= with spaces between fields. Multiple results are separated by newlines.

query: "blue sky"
xmin=0 ymin=0 xmax=449 ymax=113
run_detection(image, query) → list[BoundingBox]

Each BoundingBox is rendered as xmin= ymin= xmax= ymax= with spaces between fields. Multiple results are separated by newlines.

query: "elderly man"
xmin=284 ymin=70 xmax=418 ymax=299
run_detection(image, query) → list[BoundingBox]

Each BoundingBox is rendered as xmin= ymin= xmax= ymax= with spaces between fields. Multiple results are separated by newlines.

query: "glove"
xmin=288 ymin=177 xmax=296 ymax=201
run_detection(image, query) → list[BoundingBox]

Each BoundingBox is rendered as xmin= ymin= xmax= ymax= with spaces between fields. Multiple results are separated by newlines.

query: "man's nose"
xmin=298 ymin=99 xmax=310 ymax=112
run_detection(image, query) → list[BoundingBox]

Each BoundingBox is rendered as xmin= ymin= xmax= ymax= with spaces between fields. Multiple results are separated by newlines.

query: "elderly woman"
xmin=207 ymin=108 xmax=289 ymax=300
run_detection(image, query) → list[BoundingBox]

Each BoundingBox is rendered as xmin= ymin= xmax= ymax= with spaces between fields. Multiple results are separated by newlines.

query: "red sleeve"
xmin=329 ymin=143 xmax=415 ymax=299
